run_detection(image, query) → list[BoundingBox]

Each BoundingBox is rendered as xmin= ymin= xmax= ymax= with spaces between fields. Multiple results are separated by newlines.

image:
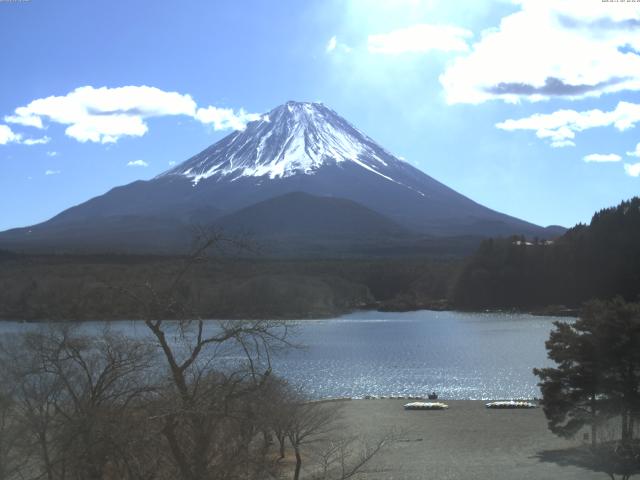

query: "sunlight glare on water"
xmin=0 ymin=310 xmax=565 ymax=400
xmin=273 ymin=310 xmax=562 ymax=400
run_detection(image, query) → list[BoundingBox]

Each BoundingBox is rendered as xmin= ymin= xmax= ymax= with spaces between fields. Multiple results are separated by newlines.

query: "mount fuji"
xmin=0 ymin=101 xmax=563 ymax=254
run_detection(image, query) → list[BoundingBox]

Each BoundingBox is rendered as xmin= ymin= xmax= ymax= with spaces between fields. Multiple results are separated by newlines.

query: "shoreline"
xmin=313 ymin=396 xmax=540 ymax=403
xmin=0 ymin=305 xmax=578 ymax=323
xmin=332 ymin=399 xmax=601 ymax=479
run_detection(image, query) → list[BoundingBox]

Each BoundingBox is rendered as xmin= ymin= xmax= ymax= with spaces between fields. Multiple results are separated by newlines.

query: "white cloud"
xmin=127 ymin=159 xmax=149 ymax=167
xmin=5 ymin=113 xmax=43 ymax=128
xmin=23 ymin=136 xmax=51 ymax=146
xmin=0 ymin=125 xmax=21 ymax=145
xmin=496 ymin=101 xmax=640 ymax=146
xmin=627 ymin=142 xmax=640 ymax=157
xmin=440 ymin=0 xmax=640 ymax=104
xmin=195 ymin=106 xmax=265 ymax=131
xmin=326 ymin=36 xmax=337 ymax=53
xmin=0 ymin=125 xmax=51 ymax=146
xmin=5 ymin=85 xmax=198 ymax=144
xmin=368 ymin=24 xmax=472 ymax=54
xmin=168 ymin=161 xmax=176 ymax=166
xmin=46 ymin=151 xmax=58 ymax=157
xmin=550 ymin=140 xmax=575 ymax=148
xmin=325 ymin=35 xmax=352 ymax=54
xmin=4 ymin=85 xmax=263 ymax=144
xmin=44 ymin=169 xmax=61 ymax=176
xmin=583 ymin=153 xmax=621 ymax=163
xmin=624 ymin=162 xmax=640 ymax=177
xmin=67 ymin=114 xmax=149 ymax=143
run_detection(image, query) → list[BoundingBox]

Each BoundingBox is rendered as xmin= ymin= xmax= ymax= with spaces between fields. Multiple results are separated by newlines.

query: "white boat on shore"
xmin=404 ymin=402 xmax=449 ymax=410
xmin=485 ymin=401 xmax=536 ymax=409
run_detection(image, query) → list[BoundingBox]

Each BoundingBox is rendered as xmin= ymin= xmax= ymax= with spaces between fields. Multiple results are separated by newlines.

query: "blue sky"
xmin=1 ymin=0 xmax=639 ymax=231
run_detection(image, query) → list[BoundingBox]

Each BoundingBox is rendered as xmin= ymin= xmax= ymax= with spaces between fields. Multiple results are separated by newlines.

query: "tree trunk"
xmin=278 ymin=434 xmax=286 ymax=459
xmin=293 ymin=446 xmax=302 ymax=480
xmin=621 ymin=410 xmax=630 ymax=444
xmin=591 ymin=395 xmax=598 ymax=448
xmin=162 ymin=417 xmax=194 ymax=480
xmin=38 ymin=431 xmax=55 ymax=480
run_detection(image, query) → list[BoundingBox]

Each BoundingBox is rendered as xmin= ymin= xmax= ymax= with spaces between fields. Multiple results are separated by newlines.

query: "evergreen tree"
xmin=534 ymin=315 xmax=607 ymax=446
xmin=453 ymin=196 xmax=640 ymax=310
xmin=534 ymin=298 xmax=640 ymax=447
xmin=582 ymin=299 xmax=640 ymax=444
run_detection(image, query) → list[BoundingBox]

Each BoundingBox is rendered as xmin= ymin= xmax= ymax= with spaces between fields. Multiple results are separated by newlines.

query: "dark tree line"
xmin=453 ymin=197 xmax=640 ymax=310
xmin=0 ymin=254 xmax=458 ymax=321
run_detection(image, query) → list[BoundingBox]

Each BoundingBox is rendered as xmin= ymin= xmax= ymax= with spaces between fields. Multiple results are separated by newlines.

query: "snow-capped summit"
xmin=161 ymin=101 xmax=409 ymax=186
xmin=0 ymin=101 xmax=561 ymax=254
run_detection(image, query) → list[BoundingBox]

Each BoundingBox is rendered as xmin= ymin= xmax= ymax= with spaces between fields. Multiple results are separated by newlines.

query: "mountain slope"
xmin=0 ymin=101 xmax=562 ymax=254
xmin=154 ymin=101 xmax=547 ymax=236
xmin=216 ymin=192 xmax=409 ymax=237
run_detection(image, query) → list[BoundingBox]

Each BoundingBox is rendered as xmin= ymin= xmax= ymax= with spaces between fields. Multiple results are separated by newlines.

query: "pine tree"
xmin=534 ymin=316 xmax=607 ymax=446
xmin=534 ymin=298 xmax=640 ymax=447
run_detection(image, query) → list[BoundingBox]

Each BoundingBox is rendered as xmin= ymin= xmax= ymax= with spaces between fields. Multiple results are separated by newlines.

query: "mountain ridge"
xmin=159 ymin=101 xmax=411 ymax=186
xmin=0 ymin=101 xmax=564 ymax=254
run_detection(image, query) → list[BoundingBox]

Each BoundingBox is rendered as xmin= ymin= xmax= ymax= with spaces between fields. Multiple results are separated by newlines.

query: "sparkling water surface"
xmin=275 ymin=310 xmax=561 ymax=400
xmin=0 ymin=310 xmax=566 ymax=400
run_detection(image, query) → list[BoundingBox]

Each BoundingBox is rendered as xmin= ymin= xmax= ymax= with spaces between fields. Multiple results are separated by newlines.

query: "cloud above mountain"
xmin=628 ymin=143 xmax=640 ymax=158
xmin=194 ymin=107 xmax=266 ymax=131
xmin=3 ymin=85 xmax=261 ymax=144
xmin=326 ymin=35 xmax=352 ymax=54
xmin=583 ymin=153 xmax=621 ymax=163
xmin=496 ymin=101 xmax=640 ymax=147
xmin=368 ymin=24 xmax=472 ymax=54
xmin=624 ymin=163 xmax=640 ymax=177
xmin=0 ymin=124 xmax=50 ymax=146
xmin=126 ymin=159 xmax=149 ymax=167
xmin=0 ymin=125 xmax=21 ymax=145
xmin=440 ymin=0 xmax=640 ymax=104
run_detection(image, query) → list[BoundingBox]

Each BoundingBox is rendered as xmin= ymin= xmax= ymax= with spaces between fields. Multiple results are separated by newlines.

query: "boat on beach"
xmin=485 ymin=401 xmax=536 ymax=409
xmin=404 ymin=402 xmax=449 ymax=410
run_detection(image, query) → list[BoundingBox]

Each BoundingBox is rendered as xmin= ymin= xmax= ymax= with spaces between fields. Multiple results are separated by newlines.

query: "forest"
xmin=2 ymin=197 xmax=639 ymax=321
xmin=0 ymin=252 xmax=457 ymax=321
xmin=452 ymin=197 xmax=640 ymax=311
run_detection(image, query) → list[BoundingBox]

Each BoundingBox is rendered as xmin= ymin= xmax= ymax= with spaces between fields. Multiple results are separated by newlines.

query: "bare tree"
xmin=0 ymin=379 xmax=29 ymax=480
xmin=116 ymin=232 xmax=293 ymax=480
xmin=310 ymin=433 xmax=393 ymax=480
xmin=0 ymin=325 xmax=157 ymax=480
xmin=286 ymin=399 xmax=342 ymax=480
xmin=262 ymin=377 xmax=294 ymax=460
xmin=0 ymin=231 xmax=393 ymax=480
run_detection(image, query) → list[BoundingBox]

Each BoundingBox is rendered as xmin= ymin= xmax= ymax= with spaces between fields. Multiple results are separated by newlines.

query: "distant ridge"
xmin=0 ymin=101 xmax=564 ymax=254
xmin=217 ymin=192 xmax=410 ymax=237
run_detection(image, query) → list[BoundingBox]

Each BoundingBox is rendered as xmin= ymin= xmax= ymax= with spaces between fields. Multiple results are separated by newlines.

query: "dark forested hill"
xmin=452 ymin=197 xmax=640 ymax=310
xmin=216 ymin=192 xmax=409 ymax=237
xmin=0 ymin=253 xmax=458 ymax=321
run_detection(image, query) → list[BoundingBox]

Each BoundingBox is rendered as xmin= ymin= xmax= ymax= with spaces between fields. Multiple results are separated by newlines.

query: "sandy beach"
xmin=330 ymin=399 xmax=604 ymax=480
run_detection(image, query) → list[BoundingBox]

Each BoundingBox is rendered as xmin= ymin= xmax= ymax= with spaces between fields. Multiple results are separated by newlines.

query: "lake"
xmin=0 ymin=310 xmax=565 ymax=400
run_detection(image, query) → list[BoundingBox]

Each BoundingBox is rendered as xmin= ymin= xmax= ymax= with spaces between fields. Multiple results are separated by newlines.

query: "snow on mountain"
xmin=0 ymin=100 xmax=562 ymax=254
xmin=160 ymin=101 xmax=416 ymax=190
